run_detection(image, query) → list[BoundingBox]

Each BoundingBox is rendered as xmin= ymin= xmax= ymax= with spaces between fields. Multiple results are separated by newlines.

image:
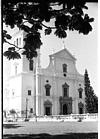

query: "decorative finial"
xmin=62 ymin=39 xmax=66 ymax=49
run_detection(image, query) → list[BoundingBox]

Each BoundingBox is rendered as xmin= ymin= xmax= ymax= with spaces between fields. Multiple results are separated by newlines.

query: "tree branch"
xmin=4 ymin=40 xmax=23 ymax=50
xmin=41 ymin=23 xmax=56 ymax=29
xmin=22 ymin=17 xmax=56 ymax=29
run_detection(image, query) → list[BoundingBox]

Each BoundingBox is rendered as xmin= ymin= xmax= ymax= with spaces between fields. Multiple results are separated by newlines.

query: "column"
xmin=36 ymin=68 xmax=41 ymax=116
xmin=60 ymin=102 xmax=63 ymax=115
xmin=36 ymin=49 xmax=41 ymax=116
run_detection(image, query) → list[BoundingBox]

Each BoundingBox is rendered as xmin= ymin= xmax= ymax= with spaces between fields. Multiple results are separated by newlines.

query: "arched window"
xmin=45 ymin=84 xmax=51 ymax=96
xmin=78 ymin=88 xmax=83 ymax=98
xmin=62 ymin=83 xmax=69 ymax=97
xmin=29 ymin=59 xmax=33 ymax=71
xmin=63 ymin=64 xmax=67 ymax=73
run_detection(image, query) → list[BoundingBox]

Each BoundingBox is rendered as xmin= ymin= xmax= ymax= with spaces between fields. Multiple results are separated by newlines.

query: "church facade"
xmin=4 ymin=31 xmax=85 ymax=117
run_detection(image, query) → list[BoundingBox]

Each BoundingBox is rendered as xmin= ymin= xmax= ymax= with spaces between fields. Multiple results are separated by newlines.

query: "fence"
xmin=29 ymin=113 xmax=98 ymax=122
xmin=3 ymin=112 xmax=98 ymax=122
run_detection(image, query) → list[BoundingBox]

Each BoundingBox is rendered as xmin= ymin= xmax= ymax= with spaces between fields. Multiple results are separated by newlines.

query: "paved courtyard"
xmin=3 ymin=121 xmax=98 ymax=136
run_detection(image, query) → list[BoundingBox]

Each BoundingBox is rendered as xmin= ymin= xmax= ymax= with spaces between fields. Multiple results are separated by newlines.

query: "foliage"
xmin=3 ymin=0 xmax=94 ymax=60
xmin=84 ymin=69 xmax=98 ymax=113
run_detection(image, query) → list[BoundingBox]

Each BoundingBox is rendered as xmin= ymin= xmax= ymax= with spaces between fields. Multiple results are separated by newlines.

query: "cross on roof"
xmin=62 ymin=40 xmax=66 ymax=49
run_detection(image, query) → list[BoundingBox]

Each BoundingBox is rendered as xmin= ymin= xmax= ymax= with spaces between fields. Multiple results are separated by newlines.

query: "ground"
xmin=3 ymin=121 xmax=98 ymax=139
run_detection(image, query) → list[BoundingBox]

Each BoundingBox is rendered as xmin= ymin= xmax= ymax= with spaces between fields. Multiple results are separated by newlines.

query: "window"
xmin=79 ymin=91 xmax=82 ymax=98
xmin=12 ymin=89 xmax=15 ymax=96
xmin=12 ymin=92 xmax=15 ymax=96
xmin=63 ymin=88 xmax=68 ymax=97
xmin=78 ymin=88 xmax=83 ymax=98
xmin=46 ymin=88 xmax=50 ymax=96
xmin=45 ymin=84 xmax=51 ymax=96
xmin=30 ymin=108 xmax=33 ymax=113
xmin=63 ymin=73 xmax=66 ymax=77
xmin=16 ymin=38 xmax=18 ymax=46
xmin=28 ymin=90 xmax=31 ymax=96
xmin=62 ymin=83 xmax=69 ymax=97
xmin=63 ymin=64 xmax=67 ymax=73
xmin=29 ymin=59 xmax=33 ymax=71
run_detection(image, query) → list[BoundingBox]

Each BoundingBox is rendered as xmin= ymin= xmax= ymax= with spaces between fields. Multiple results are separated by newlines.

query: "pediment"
xmin=44 ymin=100 xmax=52 ymax=105
xmin=50 ymin=48 xmax=76 ymax=61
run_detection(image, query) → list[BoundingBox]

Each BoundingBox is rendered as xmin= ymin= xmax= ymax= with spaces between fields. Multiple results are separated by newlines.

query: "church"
xmin=4 ymin=31 xmax=85 ymax=117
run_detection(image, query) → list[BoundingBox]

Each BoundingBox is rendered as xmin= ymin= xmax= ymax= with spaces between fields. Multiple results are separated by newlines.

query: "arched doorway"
xmin=79 ymin=107 xmax=83 ymax=114
xmin=78 ymin=102 xmax=84 ymax=114
xmin=63 ymin=104 xmax=68 ymax=115
xmin=44 ymin=100 xmax=52 ymax=116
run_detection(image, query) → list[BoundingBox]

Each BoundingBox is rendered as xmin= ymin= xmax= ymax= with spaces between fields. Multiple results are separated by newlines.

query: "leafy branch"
xmin=3 ymin=0 xmax=94 ymax=60
xmin=4 ymin=40 xmax=22 ymax=50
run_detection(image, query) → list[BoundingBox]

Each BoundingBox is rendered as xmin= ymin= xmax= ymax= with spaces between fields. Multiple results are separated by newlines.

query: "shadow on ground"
xmin=3 ymin=133 xmax=98 ymax=139
xmin=3 ymin=124 xmax=22 ymax=129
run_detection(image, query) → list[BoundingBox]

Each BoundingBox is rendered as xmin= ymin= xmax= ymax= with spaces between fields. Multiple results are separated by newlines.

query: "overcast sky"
xmin=3 ymin=3 xmax=98 ymax=95
xmin=40 ymin=3 xmax=98 ymax=95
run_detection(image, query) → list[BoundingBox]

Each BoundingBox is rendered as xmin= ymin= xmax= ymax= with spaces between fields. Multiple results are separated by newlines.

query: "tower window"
xmin=28 ymin=90 xmax=31 ymax=96
xmin=16 ymin=38 xmax=18 ymax=46
xmin=30 ymin=108 xmax=33 ymax=113
xmin=29 ymin=59 xmax=33 ymax=71
xmin=45 ymin=84 xmax=51 ymax=96
xmin=12 ymin=89 xmax=15 ymax=96
xmin=63 ymin=64 xmax=67 ymax=73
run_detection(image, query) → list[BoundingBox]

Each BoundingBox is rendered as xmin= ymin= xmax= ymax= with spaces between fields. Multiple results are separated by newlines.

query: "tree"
xmin=84 ymin=69 xmax=98 ymax=113
xmin=3 ymin=0 xmax=94 ymax=60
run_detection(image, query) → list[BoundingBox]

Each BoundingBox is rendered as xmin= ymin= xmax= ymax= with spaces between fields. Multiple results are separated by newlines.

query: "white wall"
xmin=39 ymin=49 xmax=85 ymax=115
xmin=8 ymin=75 xmax=22 ymax=112
xmin=21 ymin=73 xmax=35 ymax=114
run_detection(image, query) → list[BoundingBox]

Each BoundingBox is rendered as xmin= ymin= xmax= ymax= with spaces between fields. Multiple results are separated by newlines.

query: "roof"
xmin=49 ymin=48 xmax=76 ymax=61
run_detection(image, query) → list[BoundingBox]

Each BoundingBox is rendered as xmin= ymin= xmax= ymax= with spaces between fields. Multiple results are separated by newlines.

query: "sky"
xmin=3 ymin=3 xmax=98 ymax=95
xmin=40 ymin=3 xmax=98 ymax=95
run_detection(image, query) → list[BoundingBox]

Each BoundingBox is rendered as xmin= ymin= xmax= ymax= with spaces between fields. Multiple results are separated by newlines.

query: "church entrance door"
xmin=78 ymin=102 xmax=84 ymax=114
xmin=45 ymin=107 xmax=51 ymax=115
xmin=79 ymin=108 xmax=83 ymax=114
xmin=63 ymin=104 xmax=68 ymax=115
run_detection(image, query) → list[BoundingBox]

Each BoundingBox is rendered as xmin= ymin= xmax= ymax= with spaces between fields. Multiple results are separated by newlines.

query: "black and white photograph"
xmin=2 ymin=0 xmax=98 ymax=139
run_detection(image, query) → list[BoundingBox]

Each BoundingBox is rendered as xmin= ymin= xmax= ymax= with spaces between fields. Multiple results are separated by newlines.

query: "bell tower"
xmin=8 ymin=30 xmax=40 ymax=116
